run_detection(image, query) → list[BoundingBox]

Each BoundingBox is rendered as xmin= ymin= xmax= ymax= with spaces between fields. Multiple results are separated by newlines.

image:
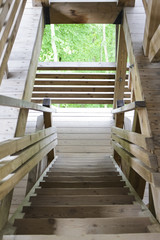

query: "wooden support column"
xmin=143 ymin=0 xmax=160 ymax=56
xmin=113 ymin=25 xmax=127 ymax=166
xmin=43 ymin=98 xmax=55 ymax=164
xmin=128 ymin=111 xmax=146 ymax=199
xmin=113 ymin=24 xmax=127 ymax=127
xmin=0 ymin=190 xmax=13 ymax=230
xmin=149 ymin=25 xmax=160 ymax=62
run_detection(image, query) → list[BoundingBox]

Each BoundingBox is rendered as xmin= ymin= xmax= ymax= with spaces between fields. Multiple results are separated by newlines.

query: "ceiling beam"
xmin=117 ymin=0 xmax=135 ymax=7
xmin=49 ymin=1 xmax=122 ymax=24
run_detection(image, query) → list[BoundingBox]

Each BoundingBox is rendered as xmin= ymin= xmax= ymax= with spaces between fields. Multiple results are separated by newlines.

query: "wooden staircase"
xmin=8 ymin=155 xmax=159 ymax=237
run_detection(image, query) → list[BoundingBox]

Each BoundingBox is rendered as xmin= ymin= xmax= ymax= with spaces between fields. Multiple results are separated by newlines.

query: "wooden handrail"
xmin=0 ymin=127 xmax=56 ymax=160
xmin=0 ymin=95 xmax=55 ymax=113
xmin=111 ymin=127 xmax=154 ymax=151
xmin=112 ymin=101 xmax=146 ymax=114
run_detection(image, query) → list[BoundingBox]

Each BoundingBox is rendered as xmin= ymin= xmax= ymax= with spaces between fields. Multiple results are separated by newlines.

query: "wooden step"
xmin=23 ymin=205 xmax=141 ymax=218
xmin=3 ymin=233 xmax=160 ymax=240
xmin=29 ymin=195 xmax=135 ymax=205
xmin=14 ymin=217 xmax=152 ymax=235
xmin=47 ymin=171 xmax=118 ymax=176
xmin=40 ymin=181 xmax=126 ymax=188
xmin=49 ymin=168 xmax=117 ymax=172
xmin=35 ymin=187 xmax=130 ymax=195
xmin=43 ymin=175 xmax=122 ymax=182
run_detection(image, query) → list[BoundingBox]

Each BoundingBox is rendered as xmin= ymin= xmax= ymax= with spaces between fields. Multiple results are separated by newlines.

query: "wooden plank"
xmin=14 ymin=217 xmax=152 ymax=234
xmin=37 ymin=62 xmax=117 ymax=71
xmin=30 ymin=195 xmax=135 ymax=205
xmin=0 ymin=133 xmax=57 ymax=181
xmin=111 ymin=127 xmax=154 ymax=151
xmin=33 ymin=87 xmax=117 ymax=92
xmin=32 ymin=99 xmax=115 ymax=104
xmin=117 ymin=0 xmax=135 ymax=7
xmin=32 ymin=93 xmax=131 ymax=99
xmin=23 ymin=205 xmax=141 ymax=218
xmin=112 ymin=133 xmax=157 ymax=169
xmin=35 ymin=73 xmax=116 ymax=79
xmin=112 ymin=141 xmax=159 ymax=186
xmin=34 ymin=80 xmax=128 ymax=86
xmin=0 ymin=0 xmax=12 ymax=32
xmin=112 ymin=101 xmax=146 ymax=114
xmin=40 ymin=181 xmax=125 ymax=188
xmin=49 ymin=1 xmax=122 ymax=24
xmin=35 ymin=187 xmax=129 ymax=196
xmin=149 ymin=25 xmax=160 ymax=62
xmin=0 ymin=140 xmax=57 ymax=200
xmin=0 ymin=95 xmax=52 ymax=112
xmin=0 ymin=127 xmax=56 ymax=160
xmin=143 ymin=0 xmax=160 ymax=56
xmin=3 ymin=234 xmax=160 ymax=240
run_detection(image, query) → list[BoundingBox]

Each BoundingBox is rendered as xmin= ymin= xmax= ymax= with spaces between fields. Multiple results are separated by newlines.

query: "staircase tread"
xmin=14 ymin=217 xmax=153 ymax=235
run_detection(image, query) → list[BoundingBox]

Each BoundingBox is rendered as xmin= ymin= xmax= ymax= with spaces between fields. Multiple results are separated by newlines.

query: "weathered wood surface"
xmin=49 ymin=1 xmax=123 ymax=24
xmin=123 ymin=0 xmax=160 ymax=221
xmin=3 ymin=234 xmax=160 ymax=240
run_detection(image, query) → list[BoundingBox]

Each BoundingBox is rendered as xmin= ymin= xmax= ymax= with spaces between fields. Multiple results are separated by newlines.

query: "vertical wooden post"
xmin=143 ymin=0 xmax=160 ymax=56
xmin=113 ymin=25 xmax=127 ymax=165
xmin=43 ymin=98 xmax=55 ymax=164
xmin=113 ymin=25 xmax=128 ymax=111
xmin=0 ymin=190 xmax=13 ymax=230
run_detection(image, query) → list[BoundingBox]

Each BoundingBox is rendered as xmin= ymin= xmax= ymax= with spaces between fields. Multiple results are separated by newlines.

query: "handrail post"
xmin=43 ymin=98 xmax=55 ymax=164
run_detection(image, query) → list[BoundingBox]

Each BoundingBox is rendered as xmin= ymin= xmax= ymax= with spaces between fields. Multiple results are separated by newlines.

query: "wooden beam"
xmin=142 ymin=0 xmax=149 ymax=14
xmin=143 ymin=0 xmax=160 ymax=56
xmin=49 ymin=1 xmax=122 ymax=24
xmin=111 ymin=127 xmax=154 ymax=151
xmin=37 ymin=62 xmax=117 ymax=71
xmin=149 ymin=25 xmax=160 ymax=62
xmin=32 ymin=0 xmax=49 ymax=7
xmin=117 ymin=0 xmax=135 ymax=7
xmin=0 ymin=95 xmax=52 ymax=112
xmin=43 ymin=98 xmax=55 ymax=164
xmin=112 ymin=101 xmax=146 ymax=114
xmin=113 ymin=25 xmax=128 ymax=109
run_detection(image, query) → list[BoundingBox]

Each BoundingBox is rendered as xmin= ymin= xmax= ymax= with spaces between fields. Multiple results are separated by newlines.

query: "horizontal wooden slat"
xmin=34 ymin=80 xmax=128 ymax=86
xmin=0 ymin=95 xmax=53 ymax=112
xmin=0 ymin=133 xmax=57 ymax=181
xmin=0 ymin=140 xmax=57 ymax=200
xmin=112 ymin=141 xmax=160 ymax=187
xmin=112 ymin=134 xmax=157 ymax=170
xmin=33 ymin=87 xmax=127 ymax=92
xmin=37 ymin=62 xmax=117 ymax=71
xmin=112 ymin=101 xmax=146 ymax=114
xmin=36 ymin=73 xmax=116 ymax=79
xmin=32 ymin=93 xmax=131 ymax=98
xmin=0 ymin=127 xmax=56 ymax=159
xmin=32 ymin=99 xmax=130 ymax=104
xmin=111 ymin=127 xmax=154 ymax=151
xmin=3 ymin=233 xmax=160 ymax=240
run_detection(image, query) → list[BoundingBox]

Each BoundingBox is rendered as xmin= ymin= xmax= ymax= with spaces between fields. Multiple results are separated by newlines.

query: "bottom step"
xmin=14 ymin=217 xmax=152 ymax=235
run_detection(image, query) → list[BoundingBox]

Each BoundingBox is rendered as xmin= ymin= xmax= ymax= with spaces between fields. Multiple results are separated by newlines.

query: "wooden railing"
xmin=0 ymin=96 xmax=57 ymax=229
xmin=112 ymin=102 xmax=160 ymax=190
xmin=0 ymin=0 xmax=27 ymax=84
xmin=33 ymin=62 xmax=131 ymax=104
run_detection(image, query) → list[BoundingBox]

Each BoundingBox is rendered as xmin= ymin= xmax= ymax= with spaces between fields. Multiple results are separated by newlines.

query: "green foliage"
xmin=39 ymin=24 xmax=115 ymax=108
xmin=39 ymin=24 xmax=115 ymax=62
